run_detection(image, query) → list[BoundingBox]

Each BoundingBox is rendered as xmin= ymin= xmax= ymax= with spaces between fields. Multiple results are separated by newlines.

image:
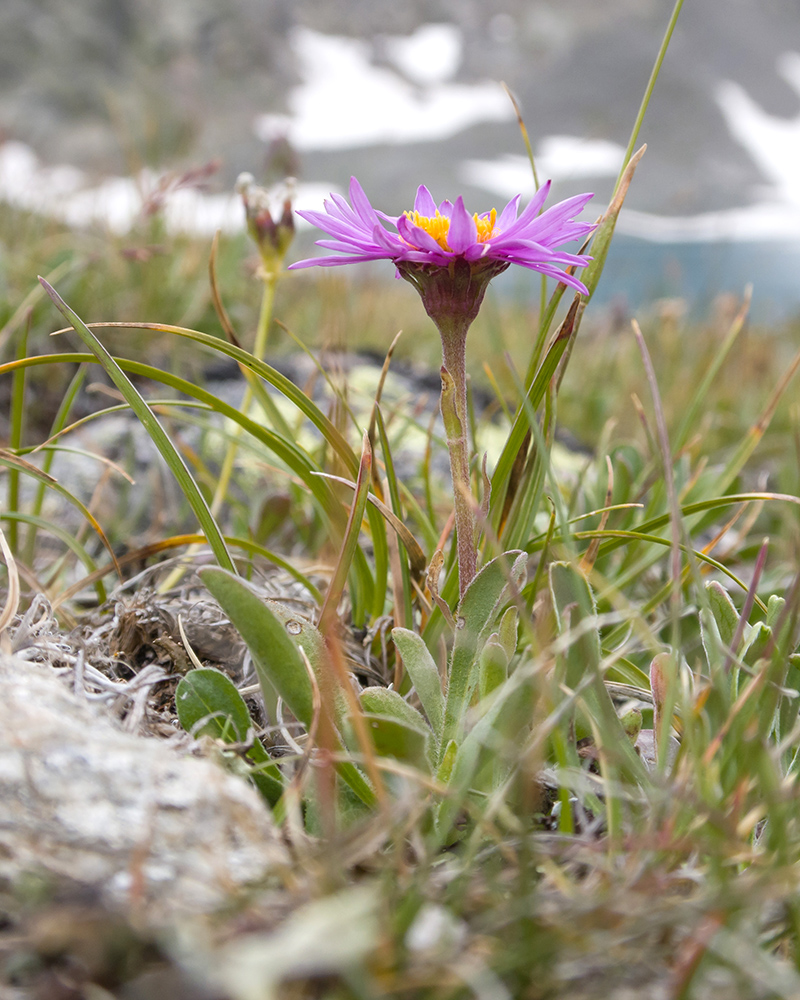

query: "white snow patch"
xmin=0 ymin=140 xmax=334 ymax=235
xmin=254 ymin=26 xmax=512 ymax=151
xmin=617 ymin=51 xmax=800 ymax=242
xmin=461 ymin=137 xmax=625 ymax=196
xmin=384 ymin=23 xmax=462 ymax=86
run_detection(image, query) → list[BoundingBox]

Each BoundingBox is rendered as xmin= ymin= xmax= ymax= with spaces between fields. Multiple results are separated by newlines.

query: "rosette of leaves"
xmin=176 ymin=552 xmax=540 ymax=838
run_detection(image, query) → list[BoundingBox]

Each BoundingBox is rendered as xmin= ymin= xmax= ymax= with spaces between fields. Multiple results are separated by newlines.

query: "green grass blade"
xmin=24 ymin=364 xmax=87 ymax=566
xmin=0 ymin=351 xmax=349 ymax=539
xmin=7 ymin=326 xmax=28 ymax=553
xmin=673 ymin=289 xmax=751 ymax=453
xmin=567 ymin=528 xmax=769 ymax=614
xmin=375 ymin=405 xmax=414 ymax=628
xmin=615 ymin=0 xmax=685 ymax=185
xmin=490 ymin=297 xmax=578 ymax=529
xmin=40 ymin=280 xmax=236 ymax=574
xmin=0 ymin=449 xmax=120 ymax=581
xmin=530 ymin=493 xmax=800 ymax=558
xmin=1 ymin=511 xmax=106 ymax=603
xmin=318 ymin=432 xmax=373 ymax=633
xmin=51 ymin=319 xmax=359 ymax=478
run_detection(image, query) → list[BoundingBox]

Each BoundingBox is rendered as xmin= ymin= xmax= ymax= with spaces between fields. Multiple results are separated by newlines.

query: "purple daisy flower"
xmin=288 ymin=176 xmax=597 ymax=597
xmin=289 ymin=176 xmax=595 ymax=296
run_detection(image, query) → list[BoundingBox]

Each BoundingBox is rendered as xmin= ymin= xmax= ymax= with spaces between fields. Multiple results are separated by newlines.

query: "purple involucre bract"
xmin=288 ymin=177 xmax=596 ymax=295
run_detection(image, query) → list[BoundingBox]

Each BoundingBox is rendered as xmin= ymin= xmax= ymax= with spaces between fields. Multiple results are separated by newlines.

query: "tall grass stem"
xmin=616 ymin=0 xmax=685 ymax=188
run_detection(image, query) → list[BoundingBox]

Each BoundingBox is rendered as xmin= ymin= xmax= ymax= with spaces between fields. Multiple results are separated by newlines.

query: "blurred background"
xmin=2 ymin=0 xmax=800 ymax=319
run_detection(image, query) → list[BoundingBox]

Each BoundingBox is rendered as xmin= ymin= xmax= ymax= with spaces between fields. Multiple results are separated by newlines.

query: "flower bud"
xmin=235 ymin=172 xmax=296 ymax=272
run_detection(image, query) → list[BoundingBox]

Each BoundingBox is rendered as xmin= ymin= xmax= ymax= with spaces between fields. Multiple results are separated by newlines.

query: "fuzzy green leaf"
xmin=436 ymin=671 xmax=535 ymax=843
xmin=479 ymin=634 xmax=508 ymax=701
xmin=706 ymin=581 xmax=740 ymax=649
xmin=497 ymin=606 xmax=519 ymax=661
xmin=200 ymin=567 xmax=313 ymax=727
xmin=767 ymin=595 xmax=786 ymax=631
xmin=176 ymin=667 xmax=254 ymax=741
xmin=391 ymin=627 xmax=444 ymax=737
xmin=548 ymin=562 xmax=645 ymax=782
xmin=351 ymin=684 xmax=432 ymax=768
xmin=442 ymin=550 xmax=527 ymax=747
xmin=780 ymin=654 xmax=800 ymax=745
xmin=360 ymin=687 xmax=430 ymax=734
xmin=200 ymin=568 xmax=376 ymax=808
xmin=175 ymin=667 xmax=283 ymax=804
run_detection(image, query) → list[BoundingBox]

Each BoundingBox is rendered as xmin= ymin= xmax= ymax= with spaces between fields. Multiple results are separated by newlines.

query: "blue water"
xmin=501 ymin=236 xmax=800 ymax=322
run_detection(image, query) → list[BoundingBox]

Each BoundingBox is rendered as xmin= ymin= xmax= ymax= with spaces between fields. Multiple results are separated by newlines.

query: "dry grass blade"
xmin=325 ymin=630 xmax=388 ymax=812
xmin=501 ymin=82 xmax=540 ymax=190
xmin=367 ymin=330 xmax=403 ymax=444
xmin=610 ymin=144 xmax=647 ymax=213
xmin=427 ymin=548 xmax=455 ymax=630
xmin=721 ymin=537 xmax=769 ymax=674
xmin=632 ymin=319 xmax=684 ymax=614
xmin=52 ymin=531 xmax=322 ymax=610
xmin=0 ymin=447 xmax=123 ymax=582
xmin=716 ymin=337 xmax=800 ymax=493
xmin=208 ymin=230 xmax=241 ymax=348
xmin=177 ymin=614 xmax=206 ymax=671
xmin=699 ymin=501 xmax=757 ymax=565
xmin=29 ymin=445 xmax=136 ymax=485
xmin=580 ymin=455 xmax=614 ymax=575
xmin=0 ymin=526 xmax=20 ymax=635
xmin=315 ymin=471 xmax=427 ymax=576
xmin=318 ymin=431 xmax=373 ymax=632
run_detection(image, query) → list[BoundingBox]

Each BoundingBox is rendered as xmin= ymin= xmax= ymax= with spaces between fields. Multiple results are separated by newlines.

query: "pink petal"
xmin=288 ymin=255 xmax=379 ymax=269
xmin=371 ymin=224 xmax=406 ymax=253
xmin=296 ymin=212 xmax=372 ymax=243
xmin=327 ymin=193 xmax=360 ymax=224
xmin=496 ymin=195 xmax=521 ymax=230
xmin=413 ymin=185 xmax=438 ymax=216
xmin=446 ymin=196 xmax=477 ymax=254
xmin=500 ymin=181 xmax=552 ymax=238
xmin=349 ymin=177 xmax=380 ymax=226
xmin=315 ymin=239 xmax=383 ymax=253
xmin=525 ymin=193 xmax=595 ymax=243
xmin=397 ymin=214 xmax=449 ymax=254
xmin=437 ymin=199 xmax=454 ymax=218
xmin=510 ymin=260 xmax=589 ymax=294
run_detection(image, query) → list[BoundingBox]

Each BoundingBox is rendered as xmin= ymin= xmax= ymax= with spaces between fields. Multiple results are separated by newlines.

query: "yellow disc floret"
xmin=404 ymin=207 xmax=498 ymax=251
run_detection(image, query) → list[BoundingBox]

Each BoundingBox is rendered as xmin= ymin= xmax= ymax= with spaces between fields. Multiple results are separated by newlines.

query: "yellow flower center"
xmin=404 ymin=207 xmax=497 ymax=251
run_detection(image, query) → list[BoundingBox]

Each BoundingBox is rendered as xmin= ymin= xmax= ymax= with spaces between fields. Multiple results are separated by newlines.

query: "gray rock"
xmin=0 ymin=653 xmax=287 ymax=927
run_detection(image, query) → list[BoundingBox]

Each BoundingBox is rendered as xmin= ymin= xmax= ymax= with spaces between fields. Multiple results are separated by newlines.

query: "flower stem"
xmin=438 ymin=319 xmax=477 ymax=598
xmin=397 ymin=257 xmax=509 ymax=599
xmin=210 ymin=272 xmax=277 ymax=518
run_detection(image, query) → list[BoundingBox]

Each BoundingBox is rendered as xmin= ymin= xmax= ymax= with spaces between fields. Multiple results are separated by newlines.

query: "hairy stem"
xmin=438 ymin=319 xmax=476 ymax=597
